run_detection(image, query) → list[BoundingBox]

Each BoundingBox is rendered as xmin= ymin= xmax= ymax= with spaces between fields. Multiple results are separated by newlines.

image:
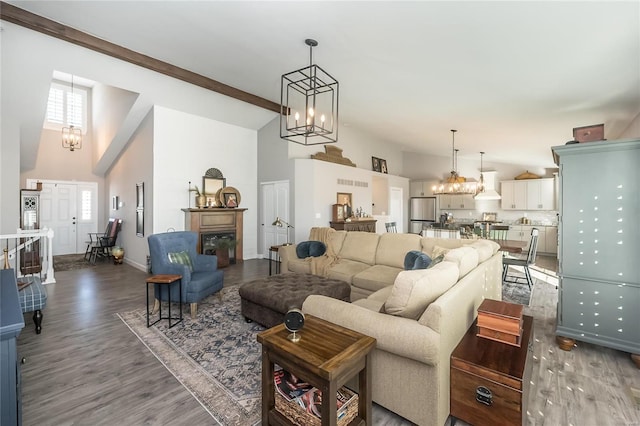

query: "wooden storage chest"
xmin=477 ymin=298 xmax=523 ymax=347
xmin=451 ymin=315 xmax=533 ymax=426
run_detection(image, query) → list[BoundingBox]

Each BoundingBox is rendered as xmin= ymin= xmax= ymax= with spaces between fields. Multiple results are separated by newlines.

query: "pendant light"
xmin=476 ymin=152 xmax=486 ymax=195
xmin=61 ymin=75 xmax=82 ymax=151
xmin=280 ymin=39 xmax=339 ymax=145
xmin=433 ymin=130 xmax=473 ymax=194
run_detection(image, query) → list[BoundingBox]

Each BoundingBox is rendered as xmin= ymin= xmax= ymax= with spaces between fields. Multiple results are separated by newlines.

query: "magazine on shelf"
xmin=291 ymin=383 xmax=357 ymax=420
xmin=274 ymin=366 xmax=314 ymax=401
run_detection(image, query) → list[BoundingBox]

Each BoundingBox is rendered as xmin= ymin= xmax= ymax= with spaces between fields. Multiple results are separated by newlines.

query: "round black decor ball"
xmin=284 ymin=308 xmax=305 ymax=332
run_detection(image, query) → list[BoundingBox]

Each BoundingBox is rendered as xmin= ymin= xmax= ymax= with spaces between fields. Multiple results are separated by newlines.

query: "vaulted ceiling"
xmin=5 ymin=1 xmax=640 ymax=168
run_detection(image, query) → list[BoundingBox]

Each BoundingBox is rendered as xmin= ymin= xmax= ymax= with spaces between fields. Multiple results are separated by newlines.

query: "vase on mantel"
xmin=196 ymin=195 xmax=206 ymax=208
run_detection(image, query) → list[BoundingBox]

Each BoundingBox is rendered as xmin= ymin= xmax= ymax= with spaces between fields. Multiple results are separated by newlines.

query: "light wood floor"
xmin=17 ymin=255 xmax=639 ymax=425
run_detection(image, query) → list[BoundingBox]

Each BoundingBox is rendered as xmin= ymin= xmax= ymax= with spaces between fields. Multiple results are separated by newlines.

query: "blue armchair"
xmin=148 ymin=231 xmax=224 ymax=319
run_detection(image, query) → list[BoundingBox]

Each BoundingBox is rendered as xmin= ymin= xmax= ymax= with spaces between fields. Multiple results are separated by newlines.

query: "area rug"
xmin=53 ymin=254 xmax=95 ymax=271
xmin=502 ymin=274 xmax=533 ymax=306
xmin=117 ymin=286 xmax=264 ymax=426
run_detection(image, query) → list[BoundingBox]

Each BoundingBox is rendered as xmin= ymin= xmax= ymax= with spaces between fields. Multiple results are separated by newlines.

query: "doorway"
xmin=261 ymin=180 xmax=290 ymax=255
xmin=28 ymin=179 xmax=98 ymax=255
xmin=389 ymin=187 xmax=404 ymax=232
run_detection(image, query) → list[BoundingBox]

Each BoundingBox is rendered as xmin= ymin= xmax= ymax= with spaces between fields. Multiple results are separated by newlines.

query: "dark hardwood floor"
xmin=17 ymin=258 xmax=413 ymax=425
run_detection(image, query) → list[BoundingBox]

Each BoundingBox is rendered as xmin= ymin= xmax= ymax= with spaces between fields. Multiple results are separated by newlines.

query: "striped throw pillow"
xmin=167 ymin=251 xmax=193 ymax=272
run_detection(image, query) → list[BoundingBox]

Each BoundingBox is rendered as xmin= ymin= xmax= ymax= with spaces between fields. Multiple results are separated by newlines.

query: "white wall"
xmin=153 ymin=106 xmax=259 ymax=259
xmin=105 ymin=110 xmax=154 ymax=270
xmin=293 ymin=159 xmax=409 ymax=241
xmin=620 ymin=112 xmax=640 ymax=139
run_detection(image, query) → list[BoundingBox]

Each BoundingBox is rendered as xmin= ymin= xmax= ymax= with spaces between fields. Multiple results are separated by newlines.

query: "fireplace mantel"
xmin=182 ymin=208 xmax=247 ymax=262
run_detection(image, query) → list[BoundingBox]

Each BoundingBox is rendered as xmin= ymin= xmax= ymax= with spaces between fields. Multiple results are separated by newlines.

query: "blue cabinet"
xmin=1 ymin=269 xmax=25 ymax=425
xmin=552 ymin=139 xmax=640 ymax=355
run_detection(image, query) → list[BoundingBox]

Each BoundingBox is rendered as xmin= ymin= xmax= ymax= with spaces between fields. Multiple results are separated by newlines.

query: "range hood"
xmin=474 ymin=171 xmax=502 ymax=200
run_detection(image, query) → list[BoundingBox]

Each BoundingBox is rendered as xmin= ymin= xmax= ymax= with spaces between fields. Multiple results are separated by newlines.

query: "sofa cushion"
xmin=352 ymin=265 xmax=403 ymax=294
xmin=427 ymin=254 xmax=444 ymax=269
xmin=443 ymin=246 xmax=479 ymax=279
xmin=167 ymin=250 xmax=193 ymax=272
xmin=376 ymin=233 xmax=422 ymax=268
xmin=404 ymin=250 xmax=432 ymax=270
xmin=420 ymin=237 xmax=472 ymax=255
xmin=469 ymin=240 xmax=500 ymax=262
xmin=329 ymin=231 xmax=348 ymax=254
xmin=430 ymin=245 xmax=451 ymax=259
xmin=296 ymin=241 xmax=327 ymax=258
xmin=326 ymin=259 xmax=371 ymax=284
xmin=338 ymin=232 xmax=380 ymax=265
xmin=383 ymin=261 xmax=460 ymax=319
xmin=288 ymin=258 xmax=312 ymax=274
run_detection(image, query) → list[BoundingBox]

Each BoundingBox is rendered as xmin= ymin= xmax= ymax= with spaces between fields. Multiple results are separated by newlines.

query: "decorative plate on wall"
xmin=217 ymin=186 xmax=241 ymax=208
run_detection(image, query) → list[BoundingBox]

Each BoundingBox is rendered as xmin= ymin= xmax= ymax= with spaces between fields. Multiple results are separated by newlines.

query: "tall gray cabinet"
xmin=552 ymin=139 xmax=639 ymax=364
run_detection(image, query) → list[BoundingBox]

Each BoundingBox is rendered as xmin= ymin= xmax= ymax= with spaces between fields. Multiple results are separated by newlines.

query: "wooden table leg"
xmin=359 ymin=353 xmax=372 ymax=425
xmin=261 ymin=348 xmax=273 ymax=425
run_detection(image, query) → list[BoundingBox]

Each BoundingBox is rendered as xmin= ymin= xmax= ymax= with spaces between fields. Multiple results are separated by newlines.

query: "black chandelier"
xmin=280 ymin=39 xmax=339 ymax=145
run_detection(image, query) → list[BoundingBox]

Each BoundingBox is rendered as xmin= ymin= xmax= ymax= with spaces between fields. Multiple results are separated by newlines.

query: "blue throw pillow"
xmin=296 ymin=241 xmax=327 ymax=258
xmin=404 ymin=250 xmax=432 ymax=270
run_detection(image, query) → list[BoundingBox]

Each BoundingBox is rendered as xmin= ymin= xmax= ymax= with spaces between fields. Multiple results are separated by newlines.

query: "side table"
xmin=146 ymin=274 xmax=183 ymax=328
xmin=268 ymin=245 xmax=282 ymax=276
xmin=450 ymin=314 xmax=533 ymax=426
xmin=257 ymin=314 xmax=376 ymax=426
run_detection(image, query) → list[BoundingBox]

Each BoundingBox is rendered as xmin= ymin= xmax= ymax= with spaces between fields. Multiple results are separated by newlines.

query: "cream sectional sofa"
xmin=283 ymin=231 xmax=503 ymax=426
xmin=279 ymin=230 xmax=483 ymax=301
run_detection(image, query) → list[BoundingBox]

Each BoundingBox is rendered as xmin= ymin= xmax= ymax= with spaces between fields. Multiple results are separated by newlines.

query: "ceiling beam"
xmin=0 ymin=1 xmax=282 ymax=114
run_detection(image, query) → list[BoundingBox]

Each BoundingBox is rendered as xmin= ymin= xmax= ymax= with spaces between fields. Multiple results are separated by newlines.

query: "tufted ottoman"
xmin=239 ymin=273 xmax=350 ymax=328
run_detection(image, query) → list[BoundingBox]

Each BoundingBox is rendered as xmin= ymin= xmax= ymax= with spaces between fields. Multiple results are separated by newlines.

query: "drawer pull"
xmin=476 ymin=386 xmax=492 ymax=406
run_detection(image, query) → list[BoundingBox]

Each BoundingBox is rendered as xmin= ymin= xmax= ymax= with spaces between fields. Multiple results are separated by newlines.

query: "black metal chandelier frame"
xmin=280 ymin=39 xmax=339 ymax=145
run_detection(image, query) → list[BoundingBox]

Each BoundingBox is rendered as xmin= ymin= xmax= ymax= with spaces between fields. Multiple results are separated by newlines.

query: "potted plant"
xmin=213 ymin=238 xmax=237 ymax=268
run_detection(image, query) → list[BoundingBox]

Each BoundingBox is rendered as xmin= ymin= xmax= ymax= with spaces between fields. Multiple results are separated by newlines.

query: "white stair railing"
xmin=1 ymin=228 xmax=55 ymax=284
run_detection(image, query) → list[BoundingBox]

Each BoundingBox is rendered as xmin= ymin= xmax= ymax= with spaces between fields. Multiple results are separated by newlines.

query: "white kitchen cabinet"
xmin=526 ymin=178 xmax=555 ymax=210
xmin=501 ymin=178 xmax=555 ymax=210
xmin=501 ymin=181 xmax=528 ymax=210
xmin=543 ymin=225 xmax=558 ymax=254
xmin=410 ymin=181 xmax=431 ymax=197
xmin=438 ymin=194 xmax=476 ymax=210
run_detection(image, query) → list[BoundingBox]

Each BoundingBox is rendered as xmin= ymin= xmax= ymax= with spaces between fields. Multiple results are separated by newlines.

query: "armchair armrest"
xmin=302 ymin=295 xmax=439 ymax=365
xmin=193 ymin=254 xmax=218 ymax=272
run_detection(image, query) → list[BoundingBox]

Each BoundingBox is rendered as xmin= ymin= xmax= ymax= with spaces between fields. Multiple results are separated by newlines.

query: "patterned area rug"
xmin=118 ymin=286 xmax=264 ymax=426
xmin=53 ymin=254 xmax=95 ymax=271
xmin=502 ymin=273 xmax=533 ymax=305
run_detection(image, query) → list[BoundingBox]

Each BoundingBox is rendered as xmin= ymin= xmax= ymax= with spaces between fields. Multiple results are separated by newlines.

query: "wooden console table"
xmin=330 ymin=219 xmax=376 ymax=233
xmin=257 ymin=314 xmax=375 ymax=425
xmin=182 ymin=208 xmax=247 ymax=262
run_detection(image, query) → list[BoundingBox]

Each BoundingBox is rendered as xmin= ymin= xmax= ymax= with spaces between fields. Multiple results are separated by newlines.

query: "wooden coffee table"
xmin=257 ymin=315 xmax=376 ymax=426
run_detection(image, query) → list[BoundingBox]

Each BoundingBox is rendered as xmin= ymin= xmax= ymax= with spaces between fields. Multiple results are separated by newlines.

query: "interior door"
xmin=32 ymin=180 xmax=98 ymax=255
xmin=261 ymin=181 xmax=290 ymax=255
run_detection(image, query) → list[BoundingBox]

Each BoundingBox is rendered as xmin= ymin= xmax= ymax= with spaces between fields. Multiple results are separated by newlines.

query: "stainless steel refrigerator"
xmin=409 ymin=197 xmax=436 ymax=234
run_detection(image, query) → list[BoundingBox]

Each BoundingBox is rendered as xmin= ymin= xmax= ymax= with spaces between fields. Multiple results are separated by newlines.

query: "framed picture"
xmin=372 ymin=157 xmax=381 ymax=172
xmin=203 ymin=177 xmax=226 ymax=196
xmin=136 ymin=182 xmax=144 ymax=209
xmin=380 ymin=159 xmax=388 ymax=174
xmin=332 ymin=204 xmax=345 ymax=221
xmin=224 ymin=192 xmax=238 ymax=208
xmin=337 ymin=192 xmax=352 ymax=207
xmin=112 ymin=195 xmax=119 ymax=211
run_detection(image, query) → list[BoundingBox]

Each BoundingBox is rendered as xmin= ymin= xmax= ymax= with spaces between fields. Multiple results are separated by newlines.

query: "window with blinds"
xmin=44 ymin=81 xmax=88 ymax=132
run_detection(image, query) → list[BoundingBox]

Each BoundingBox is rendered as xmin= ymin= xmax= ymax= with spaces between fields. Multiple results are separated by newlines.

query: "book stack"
xmin=274 ymin=367 xmax=358 ymax=426
xmin=477 ymin=298 xmax=524 ymax=347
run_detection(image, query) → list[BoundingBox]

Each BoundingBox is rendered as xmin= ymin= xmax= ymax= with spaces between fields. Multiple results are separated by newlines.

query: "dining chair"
xmin=385 ymin=222 xmax=397 ymax=233
xmin=490 ymin=224 xmax=509 ymax=240
xmin=502 ymin=228 xmax=539 ymax=290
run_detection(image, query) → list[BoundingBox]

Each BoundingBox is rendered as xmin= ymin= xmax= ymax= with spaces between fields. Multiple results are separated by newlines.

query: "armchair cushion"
xmin=168 ymin=250 xmax=194 ymax=272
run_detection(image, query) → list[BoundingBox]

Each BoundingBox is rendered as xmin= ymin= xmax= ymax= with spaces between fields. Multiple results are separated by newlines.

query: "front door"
xmin=31 ymin=179 xmax=98 ymax=255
